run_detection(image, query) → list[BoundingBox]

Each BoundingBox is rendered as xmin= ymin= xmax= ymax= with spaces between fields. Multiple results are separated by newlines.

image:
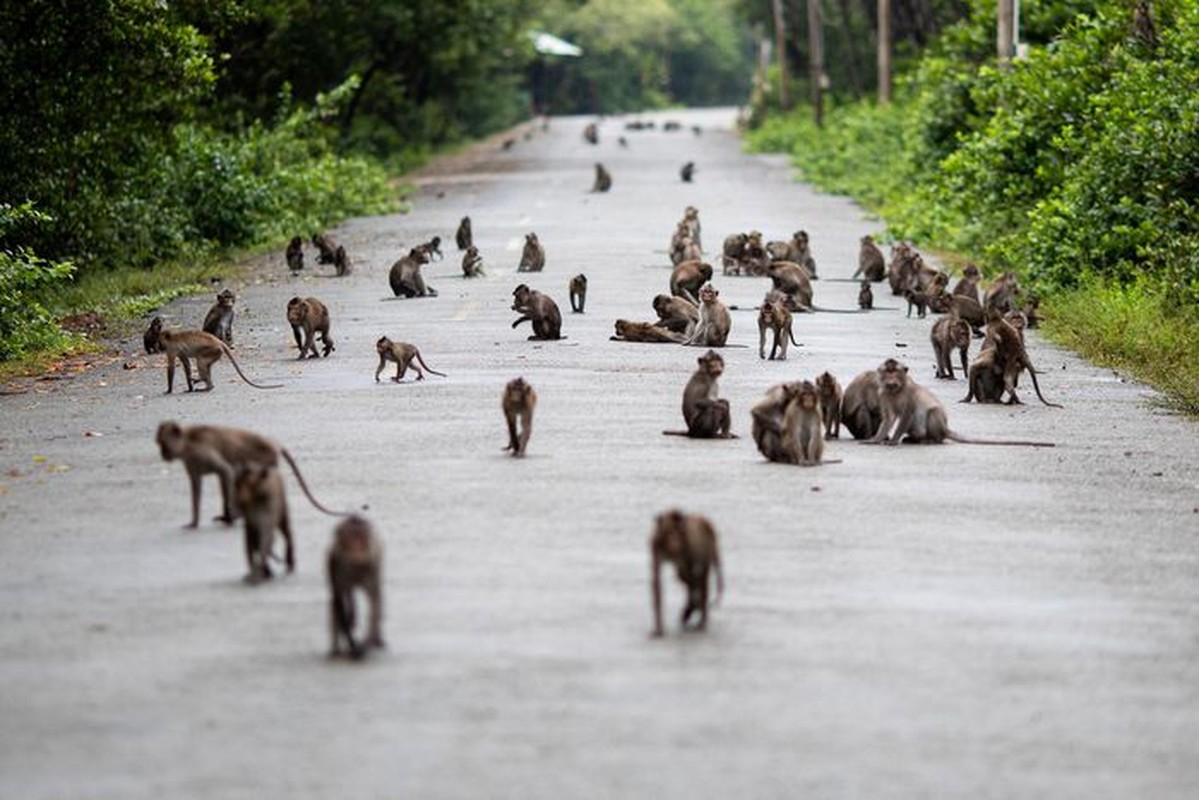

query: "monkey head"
xmin=511 ymin=284 xmax=532 ymax=310
xmin=962 ymin=263 xmax=981 ymax=279
xmin=286 ymin=297 xmax=307 ymax=325
xmin=216 ymin=288 xmax=236 ymax=307
xmin=877 ymin=359 xmax=909 ymax=394
xmin=793 ymin=230 xmax=809 ymax=245
xmin=796 ymin=380 xmax=821 ymax=412
xmin=697 ymin=350 xmax=724 ymax=378
xmin=653 ymin=510 xmax=688 ymax=557
xmin=815 ymin=372 xmax=838 ymax=395
xmin=375 ymin=336 xmax=394 ymax=355
xmin=334 ymin=515 xmax=375 ymax=557
xmin=861 ymin=235 xmax=875 ymax=246
xmin=698 ymin=283 xmax=718 ymax=304
xmin=155 ymin=421 xmax=185 ymax=461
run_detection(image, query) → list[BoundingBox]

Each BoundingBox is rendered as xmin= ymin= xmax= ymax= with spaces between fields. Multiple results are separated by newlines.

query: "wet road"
xmin=2 ymin=108 xmax=1197 ymax=799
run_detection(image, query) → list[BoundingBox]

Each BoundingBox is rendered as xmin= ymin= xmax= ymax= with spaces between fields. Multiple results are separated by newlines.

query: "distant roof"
xmin=529 ymin=31 xmax=583 ymax=57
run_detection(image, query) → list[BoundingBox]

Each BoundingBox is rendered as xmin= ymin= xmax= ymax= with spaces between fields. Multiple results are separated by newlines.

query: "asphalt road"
xmin=2 ymin=108 xmax=1197 ymax=800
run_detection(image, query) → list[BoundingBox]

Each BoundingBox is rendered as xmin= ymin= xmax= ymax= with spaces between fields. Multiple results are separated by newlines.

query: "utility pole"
xmin=808 ymin=0 xmax=824 ymax=126
xmin=878 ymin=0 xmax=891 ymax=104
xmin=998 ymin=0 xmax=1014 ymax=68
xmin=771 ymin=0 xmax=790 ymax=110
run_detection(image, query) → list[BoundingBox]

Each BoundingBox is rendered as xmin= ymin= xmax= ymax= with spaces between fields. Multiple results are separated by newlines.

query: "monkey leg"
xmin=365 ymin=588 xmax=384 ymax=649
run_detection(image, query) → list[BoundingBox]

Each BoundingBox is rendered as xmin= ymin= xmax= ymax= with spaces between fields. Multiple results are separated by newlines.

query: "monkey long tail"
xmin=415 ymin=353 xmax=447 ymax=378
xmin=946 ymin=433 xmax=1056 ymax=447
xmin=1026 ymin=366 xmax=1064 ymax=408
xmin=219 ymin=343 xmax=283 ymax=390
xmin=280 ymin=449 xmax=349 ymax=516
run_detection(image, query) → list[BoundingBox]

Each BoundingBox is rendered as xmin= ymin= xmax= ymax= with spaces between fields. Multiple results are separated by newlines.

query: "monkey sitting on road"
xmin=327 ymin=515 xmax=385 ymax=660
xmin=685 ymin=283 xmax=731 ymax=348
xmin=750 ymin=381 xmax=829 ymax=465
xmin=653 ymin=294 xmax=698 ymax=336
xmin=287 ymin=296 xmax=334 ymax=359
xmin=455 ymin=216 xmax=472 ymax=251
xmin=313 ymin=232 xmax=351 ymax=274
xmin=518 ymin=232 xmax=546 ymax=272
xmin=461 ymin=246 xmax=484 ymax=278
xmin=202 ymin=288 xmax=236 ymax=347
xmin=143 ymin=316 xmax=164 ymax=354
xmin=592 ymin=163 xmax=612 ymax=192
xmin=650 ymin=509 xmax=723 ymax=637
xmin=840 ymin=370 xmax=884 ymax=440
xmin=680 ymin=162 xmax=695 ymax=182
xmin=854 ymin=235 xmax=886 ymax=281
xmin=511 ymin=284 xmax=562 ymax=341
xmin=234 ymin=464 xmax=295 ymax=584
xmin=286 ymin=236 xmax=304 ymax=273
xmin=859 ymin=280 xmax=874 ymax=310
xmin=663 ymin=350 xmax=735 ymax=439
xmin=389 ymin=246 xmax=437 ymax=298
xmin=501 ymin=378 xmax=537 ymax=457
xmin=611 ymin=319 xmax=686 ymax=344
xmin=374 ymin=336 xmax=447 ymax=382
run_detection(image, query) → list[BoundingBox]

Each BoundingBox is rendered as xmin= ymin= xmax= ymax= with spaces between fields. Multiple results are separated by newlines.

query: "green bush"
xmin=0 ymin=204 xmax=78 ymax=361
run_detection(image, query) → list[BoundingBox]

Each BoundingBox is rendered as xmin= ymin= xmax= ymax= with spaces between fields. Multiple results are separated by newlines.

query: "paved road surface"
xmin=2 ymin=108 xmax=1197 ymax=799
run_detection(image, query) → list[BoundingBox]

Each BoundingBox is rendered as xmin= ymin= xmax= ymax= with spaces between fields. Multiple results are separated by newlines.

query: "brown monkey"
xmin=948 ymin=293 xmax=986 ymax=333
xmin=511 ymin=284 xmax=563 ymax=341
xmin=840 ymin=369 xmax=883 ymax=440
xmin=333 ymin=245 xmax=352 ymax=277
xmin=666 ymin=349 xmax=733 ymax=438
xmin=680 ymin=161 xmax=695 ymax=182
xmin=721 ymin=232 xmax=748 ymax=276
xmin=858 ymin=280 xmax=874 ymax=310
xmin=854 ymin=235 xmax=886 ymax=281
xmin=286 ymin=236 xmax=304 ymax=273
xmin=788 ymin=230 xmax=818 ymax=279
xmin=983 ymin=271 xmax=1021 ymax=313
xmin=327 ymin=515 xmax=384 ymax=659
xmin=669 ymin=260 xmax=713 ymax=305
xmin=931 ymin=314 xmax=972 ymax=379
xmin=669 ymin=221 xmax=694 ymax=265
xmin=952 ymin=264 xmax=982 ymax=304
xmin=1022 ymin=296 xmax=1041 ymax=329
xmin=650 ymin=510 xmax=723 ymax=637
xmin=887 ymin=242 xmax=918 ymax=295
xmin=653 ymin=293 xmax=698 ymax=336
xmin=682 ymin=205 xmax=701 ymax=251
xmin=233 ymin=464 xmax=295 ymax=583
xmin=461 ymin=245 xmax=484 ymax=278
xmin=143 ymin=316 xmax=164 ymax=354
xmin=389 ymin=247 xmax=437 ymax=298
xmin=926 ymin=285 xmax=953 ymax=314
xmin=815 ymin=371 xmax=843 ymax=439
xmin=518 ymin=232 xmax=545 ymax=272
xmin=312 ymin=232 xmax=337 ymax=263
xmin=374 ymin=336 xmax=447 ymax=382
xmin=961 ymin=346 xmax=1006 ymax=404
xmin=582 ymin=122 xmax=599 ymax=145
xmin=592 ymin=163 xmax=612 ymax=192
xmin=1004 ymin=309 xmax=1028 ymax=340
xmin=971 ymin=308 xmax=1062 ymax=407
xmin=612 ymin=319 xmax=686 ymax=343
xmin=685 ymin=283 xmax=731 ymax=347
xmin=766 ymin=261 xmax=814 ymax=312
xmin=751 ymin=382 xmax=800 ymax=463
xmin=158 ymin=330 xmax=282 ymax=393
xmin=904 ymin=287 xmax=930 ymax=318
xmin=501 ymin=377 xmax=537 ymax=457
xmin=741 ymin=231 xmax=770 ymax=276
xmin=870 ymin=359 xmax=1055 ymax=446
xmin=155 ymin=420 xmax=344 ymax=528
xmin=419 ymin=235 xmax=443 ymax=262
xmin=783 ymin=380 xmax=825 ymax=465
xmin=569 ymin=274 xmax=588 ymax=313
xmin=455 ymin=216 xmax=473 ymax=251
xmin=1134 ymin=0 xmax=1158 ymax=49
xmin=286 ymin=296 xmax=335 ymax=359
xmin=757 ymin=293 xmax=799 ymax=360
xmin=202 ymin=288 xmax=236 ymax=347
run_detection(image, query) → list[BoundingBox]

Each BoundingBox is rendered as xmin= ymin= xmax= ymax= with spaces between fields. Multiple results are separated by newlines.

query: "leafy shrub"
xmin=0 ymin=203 xmax=78 ymax=361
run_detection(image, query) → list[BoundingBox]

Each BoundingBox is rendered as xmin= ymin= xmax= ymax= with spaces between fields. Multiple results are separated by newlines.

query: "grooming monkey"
xmin=518 ymin=232 xmax=545 ymax=272
xmin=233 ymin=464 xmax=295 ymax=583
xmin=840 ymin=369 xmax=884 ymax=440
xmin=501 ymin=377 xmax=537 ymax=457
xmin=155 ymin=420 xmax=344 ymax=528
xmin=750 ymin=382 xmax=799 ymax=463
xmin=766 ymin=261 xmax=814 ymax=312
xmin=685 ymin=283 xmax=731 ymax=348
xmin=569 ymin=274 xmax=588 ymax=313
xmin=669 ymin=259 xmax=713 ymax=306
xmin=650 ymin=510 xmax=723 ymax=637
xmin=511 ymin=284 xmax=563 ymax=340
xmin=870 ymin=359 xmax=1055 ymax=446
xmin=201 ymin=288 xmax=236 ymax=347
xmin=664 ymin=349 xmax=734 ymax=439
xmin=286 ymin=296 xmax=335 ymax=359
xmin=312 ymin=232 xmax=350 ymax=274
xmin=961 ymin=308 xmax=1062 ymax=407
xmin=374 ymin=336 xmax=447 ymax=382
xmin=653 ymin=293 xmax=698 ymax=336
xmin=327 ymin=515 xmax=385 ymax=659
xmin=157 ymin=330 xmax=281 ymax=392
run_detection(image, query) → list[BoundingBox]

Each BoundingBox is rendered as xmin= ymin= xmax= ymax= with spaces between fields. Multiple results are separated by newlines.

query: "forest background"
xmin=1 ymin=0 xmax=1194 ymax=411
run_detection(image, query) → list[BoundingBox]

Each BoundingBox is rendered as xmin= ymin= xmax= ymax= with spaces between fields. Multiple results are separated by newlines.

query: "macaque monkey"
xmin=948 ymin=293 xmax=986 ymax=333
xmin=420 ymin=235 xmax=443 ymax=262
xmin=681 ymin=206 xmax=701 ymax=251
xmin=984 ymin=271 xmax=1021 ymax=313
xmin=854 ymin=235 xmax=886 ymax=281
xmin=510 ymin=284 xmax=563 ymax=340
xmin=374 ymin=336 xmax=447 ymax=382
xmin=327 ymin=515 xmax=384 ymax=659
xmin=666 ymin=349 xmax=733 ymax=439
xmin=582 ymin=122 xmax=599 ymax=145
xmin=905 ymin=287 xmax=931 ymax=319
xmin=680 ymin=161 xmax=695 ymax=182
xmin=455 ymin=216 xmax=473 ymax=251
xmin=569 ymin=274 xmax=588 ymax=313
xmin=757 ymin=293 xmax=798 ymax=360
xmin=611 ymin=319 xmax=686 ymax=343
xmin=650 ymin=510 xmax=723 ymax=637
xmin=1134 ymin=0 xmax=1158 ymax=49
xmin=840 ymin=369 xmax=883 ymax=440
xmin=962 ymin=346 xmax=1006 ymax=404
xmin=926 ymin=286 xmax=953 ymax=314
xmin=789 ymin=230 xmax=818 ymax=279
xmin=669 ymin=259 xmax=713 ymax=305
xmin=767 ymin=262 xmax=814 ymax=312
xmin=461 ymin=245 xmax=484 ymax=278
xmin=669 ymin=221 xmax=694 ymax=265
xmin=233 ymin=464 xmax=294 ymax=583
xmin=332 ymin=245 xmax=352 ymax=276
xmin=783 ymin=379 xmax=825 ymax=465
xmin=815 ymin=371 xmax=843 ymax=439
xmin=870 ymin=359 xmax=1055 ymax=446
xmin=1004 ymin=309 xmax=1028 ymax=340
xmin=1022 ymin=296 xmax=1041 ymax=329
xmin=518 ymin=232 xmax=545 ymax=272
xmin=685 ymin=283 xmax=731 ymax=348
xmin=286 ymin=296 xmax=335 ymax=359
xmin=968 ymin=308 xmax=1062 ymax=407
xmin=751 ymin=382 xmax=799 ymax=463
xmin=931 ymin=314 xmax=972 ymax=379
xmin=721 ymin=232 xmax=748 ymax=276
xmin=859 ymin=280 xmax=874 ymax=310
xmin=501 ymin=377 xmax=537 ymax=457
xmin=952 ymin=264 xmax=982 ymax=304
xmin=312 ymin=232 xmax=338 ymax=263
xmin=653 ymin=293 xmax=698 ymax=335
xmin=155 ymin=420 xmax=344 ymax=528
xmin=143 ymin=316 xmax=164 ymax=354
xmin=741 ymin=231 xmax=770 ymax=276
xmin=389 ymin=247 xmax=437 ymax=298
xmin=158 ymin=330 xmax=281 ymax=393
xmin=202 ymin=288 xmax=236 ymax=347
xmin=286 ymin=236 xmax=304 ymax=273
xmin=592 ymin=163 xmax=612 ymax=192
xmin=888 ymin=242 xmax=917 ymax=295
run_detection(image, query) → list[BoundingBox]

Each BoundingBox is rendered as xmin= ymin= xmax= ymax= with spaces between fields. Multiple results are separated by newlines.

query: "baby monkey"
xmin=327 ymin=515 xmax=385 ymax=660
xmin=501 ymin=378 xmax=537 ymax=457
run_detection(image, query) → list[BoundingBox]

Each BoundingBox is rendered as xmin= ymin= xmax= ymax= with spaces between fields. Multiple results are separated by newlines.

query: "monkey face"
xmin=699 ymin=352 xmax=724 ymax=377
xmin=878 ymin=360 xmax=908 ymax=393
